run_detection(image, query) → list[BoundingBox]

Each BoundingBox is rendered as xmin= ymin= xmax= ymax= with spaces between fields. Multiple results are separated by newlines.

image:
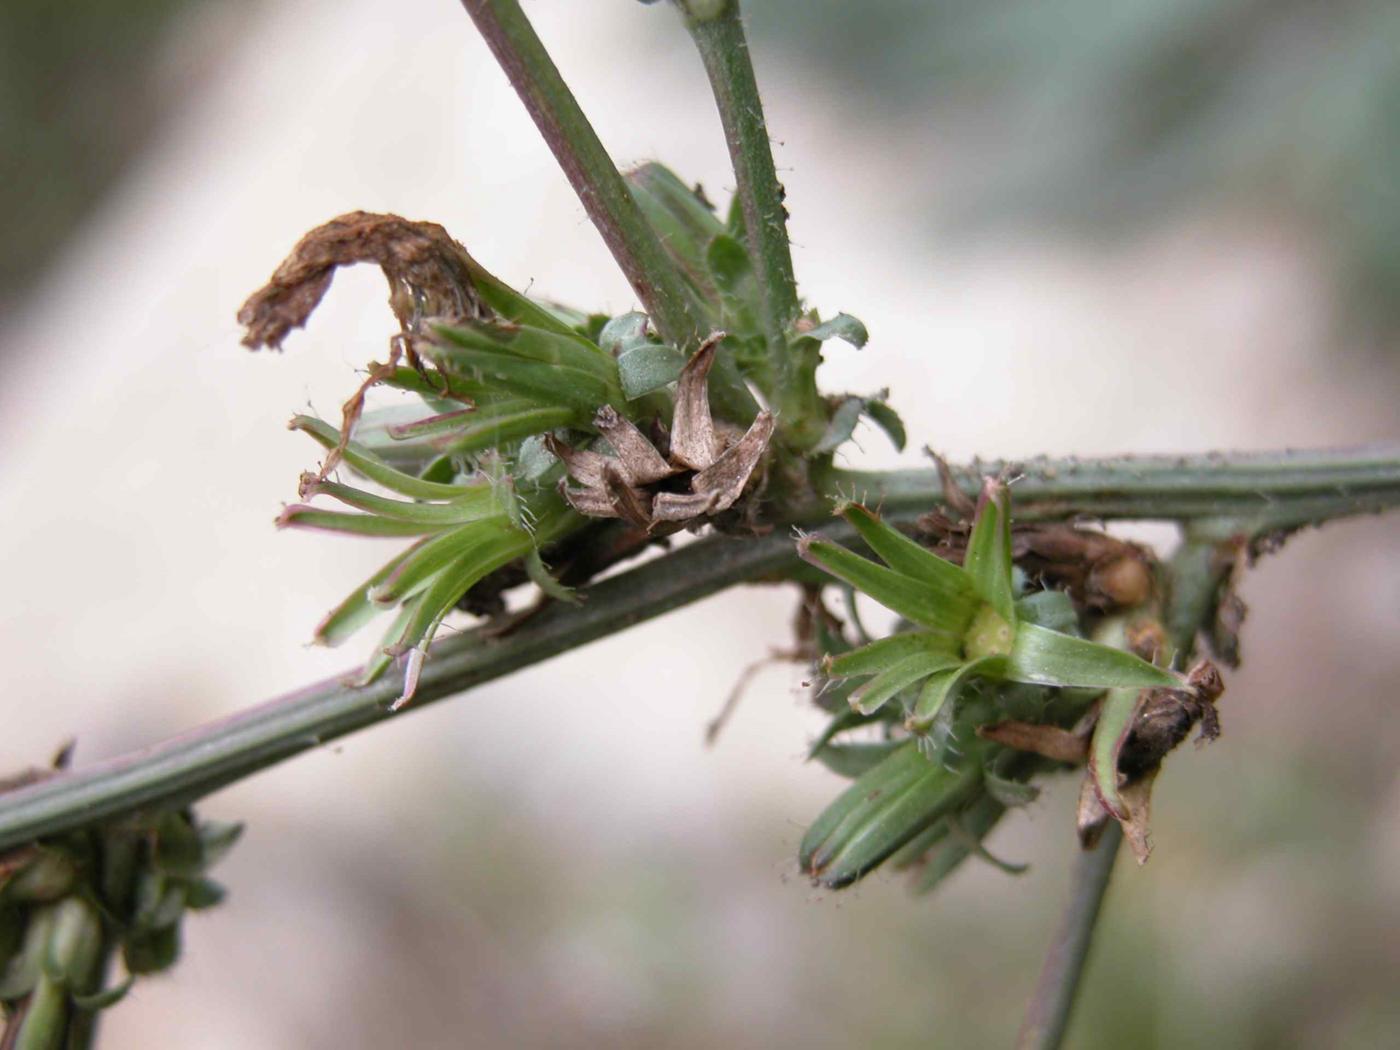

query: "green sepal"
xmin=812 ymin=396 xmax=865 ymax=454
xmin=196 ymin=821 xmax=244 ymax=871
xmin=1006 ymin=623 xmax=1180 ymax=690
xmin=433 ymin=319 xmax=617 ymax=380
xmin=524 ymin=549 xmax=578 ymax=604
xmin=183 ymin=878 xmax=226 ymax=911
xmin=963 ymin=481 xmax=1016 ymax=623
xmin=428 ymin=324 xmax=622 ymax=410
xmin=798 ymin=536 xmax=975 ymax=636
xmin=1090 ymin=687 xmax=1142 ymax=820
xmin=123 ymin=924 xmax=180 ymax=976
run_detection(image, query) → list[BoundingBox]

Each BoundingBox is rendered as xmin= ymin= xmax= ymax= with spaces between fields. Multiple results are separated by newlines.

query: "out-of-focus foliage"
xmin=752 ymin=0 xmax=1400 ymax=333
xmin=0 ymin=0 xmax=210 ymax=315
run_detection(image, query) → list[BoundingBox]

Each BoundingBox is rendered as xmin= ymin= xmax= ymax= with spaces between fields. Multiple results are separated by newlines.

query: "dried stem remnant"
xmin=238 ymin=212 xmax=488 ymax=479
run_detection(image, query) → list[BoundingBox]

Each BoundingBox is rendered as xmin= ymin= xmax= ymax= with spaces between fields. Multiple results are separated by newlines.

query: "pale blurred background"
xmin=1 ymin=1 xmax=1398 ymax=1046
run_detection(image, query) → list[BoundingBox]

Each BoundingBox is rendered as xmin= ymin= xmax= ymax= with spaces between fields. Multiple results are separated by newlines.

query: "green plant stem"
xmin=678 ymin=1 xmax=805 ymax=421
xmin=824 ymin=445 xmax=1400 ymax=530
xmin=457 ymin=1 xmax=699 ymax=348
xmin=2 ymin=446 xmax=1397 ymax=849
xmin=1015 ymin=822 xmax=1123 ymax=1050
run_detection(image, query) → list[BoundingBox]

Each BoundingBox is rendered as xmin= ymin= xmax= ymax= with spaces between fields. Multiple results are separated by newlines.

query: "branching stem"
xmin=1 ymin=446 xmax=1397 ymax=849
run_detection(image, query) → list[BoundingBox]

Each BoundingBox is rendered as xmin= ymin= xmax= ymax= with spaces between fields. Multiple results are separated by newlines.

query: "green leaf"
xmin=804 ymin=312 xmax=869 ymax=348
xmin=525 ymin=549 xmax=579 ymax=604
xmin=983 ymin=767 xmax=1041 ymax=808
xmin=1005 ymin=623 xmax=1181 ymax=690
xmin=962 ymin=481 xmax=1016 ymax=623
xmin=863 ymin=399 xmax=907 ymax=451
xmin=617 ymin=344 xmax=687 ymax=399
xmin=289 ymin=416 xmax=469 ymax=500
xmin=837 ymin=503 xmax=977 ymax=605
xmin=812 ymin=396 xmax=865 ymax=454
xmin=73 ymin=974 xmax=135 ymax=1011
xmin=826 ymin=631 xmax=957 ymax=679
xmin=851 ymin=650 xmax=965 ymax=715
xmin=426 ymin=328 xmax=621 ymax=412
xmin=460 ymin=262 xmax=584 ymax=339
xmin=1090 ymin=688 xmax=1141 ymax=820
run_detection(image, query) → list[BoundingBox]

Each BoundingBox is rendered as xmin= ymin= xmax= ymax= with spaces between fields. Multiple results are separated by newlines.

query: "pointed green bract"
xmin=313 ymin=542 xmax=424 ymax=646
xmin=1006 ymin=623 xmax=1180 ymax=690
xmin=850 ymin=650 xmax=964 ymax=715
xmin=276 ymin=507 xmax=448 ymax=537
xmin=368 ymin=520 xmax=515 ymax=606
xmin=838 ymin=503 xmax=977 ymax=604
xmin=798 ymin=537 xmax=976 ymax=635
xmin=909 ymin=656 xmax=1005 ymax=732
xmin=432 ymin=320 xmax=618 ymax=380
xmin=826 ymin=631 xmax=958 ymax=678
xmin=290 ymin=416 xmax=469 ymax=500
xmin=962 ymin=480 xmax=1016 ymax=623
xmin=308 ymin=480 xmax=499 ymax=525
xmin=438 ymin=405 xmax=577 ymax=456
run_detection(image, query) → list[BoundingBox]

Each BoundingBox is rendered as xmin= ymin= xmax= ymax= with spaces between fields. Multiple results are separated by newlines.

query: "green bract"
xmin=799 ymin=482 xmax=1180 ymax=737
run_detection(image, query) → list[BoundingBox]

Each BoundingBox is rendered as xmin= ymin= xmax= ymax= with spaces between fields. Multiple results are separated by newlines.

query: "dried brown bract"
xmin=548 ymin=338 xmax=775 ymax=531
xmin=238 ymin=212 xmax=486 ymax=479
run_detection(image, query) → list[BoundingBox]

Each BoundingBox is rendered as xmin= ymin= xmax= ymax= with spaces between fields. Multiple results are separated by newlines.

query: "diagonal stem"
xmin=1015 ymin=823 xmax=1123 ymax=1050
xmin=458 ymin=0 xmax=700 ymax=348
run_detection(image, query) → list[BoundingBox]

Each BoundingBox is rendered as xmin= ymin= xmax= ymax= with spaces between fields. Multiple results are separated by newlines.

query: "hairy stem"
xmin=1016 ymin=823 xmax=1123 ymax=1050
xmin=678 ymin=1 xmax=808 ymax=430
xmin=2 ymin=446 xmax=1397 ymax=848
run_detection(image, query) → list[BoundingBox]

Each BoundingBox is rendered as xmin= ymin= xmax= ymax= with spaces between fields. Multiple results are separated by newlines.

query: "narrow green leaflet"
xmin=439 ymin=405 xmax=576 ymax=456
xmin=863 ymin=398 xmax=907 ymax=451
xmin=307 ymin=480 xmax=497 ymax=525
xmin=811 ymin=741 xmax=904 ymax=779
xmin=1006 ymin=623 xmax=1180 ymax=690
xmin=914 ymin=796 xmax=1007 ymax=894
xmin=368 ymin=520 xmax=515 ymax=606
xmin=432 ymin=320 xmax=617 ymax=380
xmin=812 ymin=396 xmax=865 ymax=454
xmin=1090 ymin=688 xmax=1141 ymax=819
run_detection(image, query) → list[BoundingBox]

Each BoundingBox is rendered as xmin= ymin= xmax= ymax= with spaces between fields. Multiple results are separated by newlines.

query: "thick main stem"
xmin=1016 ymin=823 xmax=1123 ymax=1050
xmin=2 ymin=447 xmax=1397 ymax=849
